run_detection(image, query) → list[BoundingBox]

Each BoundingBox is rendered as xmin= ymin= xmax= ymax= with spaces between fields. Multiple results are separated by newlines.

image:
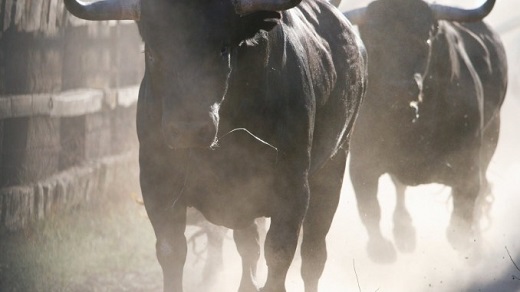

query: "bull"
xmin=64 ymin=0 xmax=367 ymax=291
xmin=344 ymin=0 xmax=507 ymax=262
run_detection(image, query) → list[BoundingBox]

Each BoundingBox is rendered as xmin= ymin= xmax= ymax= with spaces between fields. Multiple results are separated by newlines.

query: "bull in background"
xmin=64 ymin=0 xmax=367 ymax=291
xmin=344 ymin=0 xmax=507 ymax=263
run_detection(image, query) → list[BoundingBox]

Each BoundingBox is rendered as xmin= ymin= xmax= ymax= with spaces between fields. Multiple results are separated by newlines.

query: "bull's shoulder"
xmin=437 ymin=20 xmax=506 ymax=80
xmin=272 ymin=0 xmax=365 ymax=106
xmin=439 ymin=20 xmax=504 ymax=61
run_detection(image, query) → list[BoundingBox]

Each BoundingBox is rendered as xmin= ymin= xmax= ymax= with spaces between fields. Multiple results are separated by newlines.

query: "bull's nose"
xmin=163 ymin=121 xmax=216 ymax=149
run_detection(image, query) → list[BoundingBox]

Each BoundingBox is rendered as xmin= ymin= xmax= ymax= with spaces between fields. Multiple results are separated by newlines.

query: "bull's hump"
xmin=283 ymin=2 xmax=338 ymax=106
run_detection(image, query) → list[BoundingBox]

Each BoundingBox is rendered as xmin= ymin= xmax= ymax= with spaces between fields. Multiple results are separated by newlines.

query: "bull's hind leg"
xmin=301 ymin=151 xmax=346 ymax=292
xmin=446 ymin=155 xmax=481 ymax=251
xmin=234 ymin=222 xmax=261 ymax=292
xmin=140 ymin=147 xmax=188 ymax=292
xmin=391 ymin=176 xmax=416 ymax=253
xmin=350 ymin=160 xmax=396 ymax=263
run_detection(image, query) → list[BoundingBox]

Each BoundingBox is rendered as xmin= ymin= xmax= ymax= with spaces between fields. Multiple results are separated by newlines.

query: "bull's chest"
xmin=182 ymin=131 xmax=278 ymax=229
xmin=383 ymin=112 xmax=478 ymax=185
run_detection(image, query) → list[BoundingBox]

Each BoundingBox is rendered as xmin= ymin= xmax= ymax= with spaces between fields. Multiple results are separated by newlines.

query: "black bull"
xmin=64 ymin=0 xmax=367 ymax=291
xmin=344 ymin=0 xmax=508 ymax=263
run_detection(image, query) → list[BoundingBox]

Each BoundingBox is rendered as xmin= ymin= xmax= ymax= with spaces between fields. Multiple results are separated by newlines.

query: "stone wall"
xmin=0 ymin=1 xmax=144 ymax=231
xmin=0 ymin=87 xmax=139 ymax=187
xmin=0 ymin=152 xmax=139 ymax=231
xmin=0 ymin=87 xmax=140 ymax=231
xmin=0 ymin=0 xmax=119 ymax=36
xmin=0 ymin=23 xmax=143 ymax=95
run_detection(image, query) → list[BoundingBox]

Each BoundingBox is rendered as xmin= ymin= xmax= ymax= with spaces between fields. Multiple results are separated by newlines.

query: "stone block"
xmin=0 ymin=151 xmax=139 ymax=231
xmin=0 ymin=30 xmax=63 ymax=95
xmin=0 ymin=120 xmax=3 ymax=178
xmin=0 ymin=190 xmax=3 ymax=226
xmin=65 ymin=168 xmax=86 ymax=207
xmin=33 ymin=183 xmax=45 ymax=220
xmin=111 ymin=105 xmax=138 ymax=155
xmin=9 ymin=94 xmax=32 ymax=117
xmin=85 ymin=112 xmax=111 ymax=161
xmin=50 ymin=89 xmax=103 ymax=117
xmin=31 ymin=94 xmax=53 ymax=115
xmin=0 ymin=116 xmax=60 ymax=187
xmin=0 ymin=98 xmax=10 ymax=118
xmin=1 ymin=186 xmax=34 ymax=231
xmin=62 ymin=25 xmax=113 ymax=90
xmin=116 ymin=86 xmax=139 ymax=108
xmin=53 ymin=174 xmax=68 ymax=211
xmin=41 ymin=180 xmax=56 ymax=216
xmin=33 ymin=179 xmax=59 ymax=220
xmin=51 ymin=166 xmax=95 ymax=211
xmin=59 ymin=116 xmax=86 ymax=170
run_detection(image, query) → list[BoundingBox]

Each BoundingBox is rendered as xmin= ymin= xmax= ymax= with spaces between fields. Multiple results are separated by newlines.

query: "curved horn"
xmin=431 ymin=0 xmax=495 ymax=22
xmin=233 ymin=0 xmax=302 ymax=14
xmin=343 ymin=7 xmax=367 ymax=26
xmin=63 ymin=0 xmax=140 ymax=21
xmin=329 ymin=0 xmax=342 ymax=8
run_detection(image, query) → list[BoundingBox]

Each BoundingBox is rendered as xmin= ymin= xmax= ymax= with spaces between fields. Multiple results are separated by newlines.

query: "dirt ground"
xmin=0 ymin=190 xmax=163 ymax=292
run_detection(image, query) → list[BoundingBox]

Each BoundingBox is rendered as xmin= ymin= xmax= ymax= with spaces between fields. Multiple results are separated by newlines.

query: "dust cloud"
xmin=2 ymin=1 xmax=518 ymax=291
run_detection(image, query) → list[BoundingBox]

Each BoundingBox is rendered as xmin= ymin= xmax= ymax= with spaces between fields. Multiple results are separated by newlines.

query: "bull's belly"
xmin=389 ymin=162 xmax=450 ymax=186
xmin=386 ymin=149 xmax=473 ymax=186
xmin=184 ymin=129 xmax=278 ymax=229
xmin=187 ymin=176 xmax=273 ymax=229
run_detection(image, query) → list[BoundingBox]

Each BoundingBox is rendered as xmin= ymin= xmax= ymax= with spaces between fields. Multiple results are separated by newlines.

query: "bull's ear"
xmin=237 ymin=11 xmax=281 ymax=41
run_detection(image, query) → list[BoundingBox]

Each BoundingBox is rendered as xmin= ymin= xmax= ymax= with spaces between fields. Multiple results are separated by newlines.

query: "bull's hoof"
xmin=393 ymin=223 xmax=416 ymax=253
xmin=367 ymin=237 xmax=397 ymax=264
xmin=259 ymin=287 xmax=284 ymax=292
xmin=446 ymin=229 xmax=469 ymax=251
xmin=239 ymin=280 xmax=260 ymax=292
xmin=446 ymin=219 xmax=473 ymax=251
xmin=459 ymin=242 xmax=483 ymax=266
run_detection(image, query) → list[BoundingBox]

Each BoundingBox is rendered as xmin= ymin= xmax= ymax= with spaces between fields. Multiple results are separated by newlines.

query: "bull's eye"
xmin=220 ymin=45 xmax=230 ymax=58
xmin=146 ymin=48 xmax=156 ymax=64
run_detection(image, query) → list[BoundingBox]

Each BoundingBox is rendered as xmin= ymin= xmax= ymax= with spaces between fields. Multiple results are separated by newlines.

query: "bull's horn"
xmin=233 ymin=0 xmax=302 ymax=14
xmin=431 ymin=0 xmax=495 ymax=22
xmin=329 ymin=0 xmax=342 ymax=8
xmin=63 ymin=0 xmax=140 ymax=21
xmin=343 ymin=7 xmax=367 ymax=26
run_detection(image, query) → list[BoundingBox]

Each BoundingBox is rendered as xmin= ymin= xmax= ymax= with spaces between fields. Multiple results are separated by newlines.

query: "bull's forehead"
xmin=365 ymin=0 xmax=434 ymax=34
xmin=139 ymin=0 xmax=236 ymax=43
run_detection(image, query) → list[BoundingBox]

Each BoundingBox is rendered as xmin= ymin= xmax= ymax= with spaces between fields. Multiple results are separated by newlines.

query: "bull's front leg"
xmin=262 ymin=167 xmax=310 ymax=292
xmin=447 ymin=174 xmax=480 ymax=251
xmin=140 ymin=145 xmax=188 ymax=292
xmin=349 ymin=159 xmax=396 ymax=263
xmin=301 ymin=150 xmax=346 ymax=292
xmin=391 ymin=176 xmax=416 ymax=253
xmin=234 ymin=221 xmax=261 ymax=292
xmin=446 ymin=149 xmax=485 ymax=254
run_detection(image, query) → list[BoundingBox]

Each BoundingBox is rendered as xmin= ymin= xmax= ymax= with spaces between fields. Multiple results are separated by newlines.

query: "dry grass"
xmin=0 ymin=191 xmax=162 ymax=292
